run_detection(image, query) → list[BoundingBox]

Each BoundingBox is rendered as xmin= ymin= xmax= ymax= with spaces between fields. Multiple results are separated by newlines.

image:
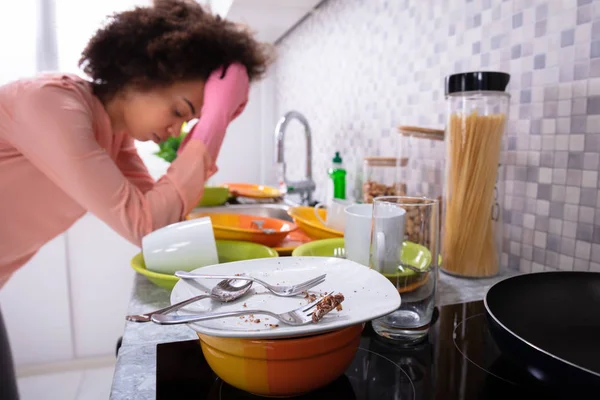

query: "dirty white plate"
xmin=169 ymin=256 xmax=401 ymax=339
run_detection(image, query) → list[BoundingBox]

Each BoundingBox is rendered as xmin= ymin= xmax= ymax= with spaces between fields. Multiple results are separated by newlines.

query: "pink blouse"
xmin=0 ymin=73 xmax=215 ymax=287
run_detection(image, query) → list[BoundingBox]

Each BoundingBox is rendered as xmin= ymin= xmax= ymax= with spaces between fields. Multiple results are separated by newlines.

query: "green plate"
xmin=292 ymin=238 xmax=435 ymax=278
xmin=131 ymin=240 xmax=278 ymax=290
xmin=198 ymin=186 xmax=230 ymax=207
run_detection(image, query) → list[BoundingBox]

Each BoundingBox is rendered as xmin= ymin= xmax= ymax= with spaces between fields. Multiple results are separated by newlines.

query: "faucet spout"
xmin=274 ymin=111 xmax=316 ymax=205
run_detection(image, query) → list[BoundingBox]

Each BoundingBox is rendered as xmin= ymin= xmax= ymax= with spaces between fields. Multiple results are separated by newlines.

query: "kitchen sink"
xmin=191 ymin=203 xmax=294 ymax=222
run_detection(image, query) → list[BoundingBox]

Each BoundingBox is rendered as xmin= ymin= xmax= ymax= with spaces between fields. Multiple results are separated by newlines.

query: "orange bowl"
xmin=187 ymin=212 xmax=297 ymax=247
xmin=288 ymin=206 xmax=344 ymax=240
xmin=198 ymin=324 xmax=363 ymax=397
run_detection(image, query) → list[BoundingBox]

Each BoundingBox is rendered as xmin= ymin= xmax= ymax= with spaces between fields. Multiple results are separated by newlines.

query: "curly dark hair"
xmin=79 ymin=0 xmax=273 ymax=101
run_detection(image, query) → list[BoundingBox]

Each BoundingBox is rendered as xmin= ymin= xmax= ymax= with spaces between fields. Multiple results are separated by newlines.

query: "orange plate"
xmin=188 ymin=212 xmax=296 ymax=248
xmin=221 ymin=183 xmax=283 ymax=199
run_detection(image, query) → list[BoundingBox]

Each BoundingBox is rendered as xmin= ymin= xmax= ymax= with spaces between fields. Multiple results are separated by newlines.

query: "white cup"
xmin=314 ymin=199 xmax=352 ymax=232
xmin=142 ymin=217 xmax=219 ymax=275
xmin=344 ymin=204 xmax=405 ymax=267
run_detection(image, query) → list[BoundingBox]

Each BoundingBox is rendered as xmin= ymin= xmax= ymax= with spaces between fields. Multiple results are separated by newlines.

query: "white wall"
xmin=259 ymin=70 xmax=279 ymax=186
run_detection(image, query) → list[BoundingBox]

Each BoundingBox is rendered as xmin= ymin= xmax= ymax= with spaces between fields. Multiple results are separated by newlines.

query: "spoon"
xmin=251 ymin=220 xmax=276 ymax=234
xmin=125 ymin=279 xmax=253 ymax=322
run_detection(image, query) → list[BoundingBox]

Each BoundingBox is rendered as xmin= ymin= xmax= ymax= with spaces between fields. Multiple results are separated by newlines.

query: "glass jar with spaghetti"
xmin=442 ymin=71 xmax=510 ymax=278
xmin=362 ymin=157 xmax=407 ymax=204
xmin=397 ymin=126 xmax=445 ymax=246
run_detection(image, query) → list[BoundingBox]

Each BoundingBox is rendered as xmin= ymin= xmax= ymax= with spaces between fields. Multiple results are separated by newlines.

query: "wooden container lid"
xmin=364 ymin=157 xmax=409 ymax=167
xmin=397 ymin=125 xmax=445 ymax=141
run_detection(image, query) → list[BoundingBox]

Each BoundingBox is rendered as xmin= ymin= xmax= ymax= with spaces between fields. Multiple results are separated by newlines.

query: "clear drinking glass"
xmin=369 ymin=196 xmax=439 ymax=344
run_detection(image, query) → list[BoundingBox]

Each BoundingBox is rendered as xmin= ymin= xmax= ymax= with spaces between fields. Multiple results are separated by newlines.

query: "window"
xmin=0 ymin=0 xmax=38 ymax=84
xmin=55 ymin=0 xmax=151 ymax=75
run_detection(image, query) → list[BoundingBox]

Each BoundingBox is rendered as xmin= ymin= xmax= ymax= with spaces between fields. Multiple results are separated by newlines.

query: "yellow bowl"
xmin=288 ymin=206 xmax=344 ymax=240
xmin=198 ymin=324 xmax=363 ymax=397
xmin=130 ymin=240 xmax=278 ymax=290
xmin=188 ymin=212 xmax=297 ymax=247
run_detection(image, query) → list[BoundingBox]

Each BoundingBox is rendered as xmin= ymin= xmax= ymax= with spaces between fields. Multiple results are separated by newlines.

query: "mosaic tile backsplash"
xmin=274 ymin=0 xmax=600 ymax=273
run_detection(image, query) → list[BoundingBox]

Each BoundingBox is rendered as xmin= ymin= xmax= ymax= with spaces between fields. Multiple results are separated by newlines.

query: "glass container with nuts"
xmin=396 ymin=126 xmax=445 ymax=247
xmin=396 ymin=125 xmax=445 ymax=200
xmin=362 ymin=157 xmax=408 ymax=204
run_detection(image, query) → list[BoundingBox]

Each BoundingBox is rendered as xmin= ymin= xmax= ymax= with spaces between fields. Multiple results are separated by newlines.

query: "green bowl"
xmin=131 ymin=240 xmax=278 ymax=290
xmin=292 ymin=238 xmax=434 ymax=278
xmin=198 ymin=186 xmax=230 ymax=207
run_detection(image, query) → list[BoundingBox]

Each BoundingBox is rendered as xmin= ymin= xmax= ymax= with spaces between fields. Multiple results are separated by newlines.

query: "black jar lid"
xmin=445 ymin=71 xmax=510 ymax=95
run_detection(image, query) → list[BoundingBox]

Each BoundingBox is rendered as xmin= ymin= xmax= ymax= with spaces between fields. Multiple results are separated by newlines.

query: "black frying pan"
xmin=485 ymin=271 xmax=600 ymax=387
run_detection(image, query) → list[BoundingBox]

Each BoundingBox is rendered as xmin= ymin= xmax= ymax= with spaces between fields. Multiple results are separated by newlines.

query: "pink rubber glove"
xmin=179 ymin=63 xmax=249 ymax=162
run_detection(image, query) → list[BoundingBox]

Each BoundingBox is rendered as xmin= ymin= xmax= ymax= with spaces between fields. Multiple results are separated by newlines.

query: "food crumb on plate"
xmin=312 ymin=293 xmax=344 ymax=323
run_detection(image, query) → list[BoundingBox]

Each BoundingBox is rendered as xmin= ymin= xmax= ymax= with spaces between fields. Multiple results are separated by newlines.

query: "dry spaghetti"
xmin=442 ymin=111 xmax=506 ymax=277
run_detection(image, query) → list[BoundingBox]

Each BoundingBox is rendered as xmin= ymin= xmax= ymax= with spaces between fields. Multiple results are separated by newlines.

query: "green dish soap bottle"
xmin=328 ymin=152 xmax=346 ymax=200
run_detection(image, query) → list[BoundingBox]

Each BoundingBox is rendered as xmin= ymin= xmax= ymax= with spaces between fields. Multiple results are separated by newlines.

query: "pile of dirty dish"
xmin=130 ymin=217 xmax=400 ymax=397
xmin=197 ymin=182 xmax=284 ymax=207
xmin=190 ymin=182 xmax=314 ymax=255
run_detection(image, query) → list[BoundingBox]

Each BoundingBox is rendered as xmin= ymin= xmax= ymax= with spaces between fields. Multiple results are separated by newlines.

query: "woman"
xmin=0 ymin=0 xmax=271 ymax=397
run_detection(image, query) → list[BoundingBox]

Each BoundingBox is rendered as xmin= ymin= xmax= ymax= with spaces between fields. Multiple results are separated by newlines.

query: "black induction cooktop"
xmin=156 ymin=301 xmax=594 ymax=400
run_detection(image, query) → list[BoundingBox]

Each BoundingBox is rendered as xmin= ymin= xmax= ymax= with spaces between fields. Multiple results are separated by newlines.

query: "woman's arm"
xmin=8 ymin=85 xmax=214 ymax=246
xmin=115 ymin=136 xmax=159 ymax=193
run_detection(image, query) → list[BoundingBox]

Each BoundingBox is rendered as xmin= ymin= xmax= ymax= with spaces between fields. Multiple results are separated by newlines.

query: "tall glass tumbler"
xmin=369 ymin=196 xmax=439 ymax=344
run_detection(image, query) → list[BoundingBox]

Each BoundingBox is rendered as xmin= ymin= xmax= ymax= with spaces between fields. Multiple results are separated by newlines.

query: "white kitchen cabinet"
xmin=0 ymin=214 xmax=138 ymax=367
xmin=223 ymin=0 xmax=322 ymax=43
xmin=0 ymin=234 xmax=74 ymax=367
xmin=65 ymin=214 xmax=137 ymax=358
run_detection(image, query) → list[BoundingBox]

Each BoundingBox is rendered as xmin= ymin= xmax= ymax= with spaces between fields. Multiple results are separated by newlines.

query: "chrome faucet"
xmin=274 ymin=111 xmax=316 ymax=205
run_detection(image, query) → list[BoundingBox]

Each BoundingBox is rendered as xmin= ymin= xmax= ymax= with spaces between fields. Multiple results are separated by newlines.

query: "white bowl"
xmin=142 ymin=217 xmax=218 ymax=275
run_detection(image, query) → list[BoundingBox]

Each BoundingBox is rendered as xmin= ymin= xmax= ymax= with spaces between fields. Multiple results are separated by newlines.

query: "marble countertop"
xmin=110 ymin=268 xmax=519 ymax=399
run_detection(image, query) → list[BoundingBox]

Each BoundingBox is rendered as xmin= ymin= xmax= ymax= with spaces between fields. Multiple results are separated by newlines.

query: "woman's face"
xmin=113 ymin=79 xmax=205 ymax=143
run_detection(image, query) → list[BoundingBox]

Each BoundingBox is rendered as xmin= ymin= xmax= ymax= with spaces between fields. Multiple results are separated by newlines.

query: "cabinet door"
xmin=0 ymin=234 xmax=74 ymax=367
xmin=65 ymin=214 xmax=137 ymax=358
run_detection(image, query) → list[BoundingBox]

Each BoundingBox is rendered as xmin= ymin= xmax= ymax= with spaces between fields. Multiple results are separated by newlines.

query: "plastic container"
xmin=442 ymin=71 xmax=510 ymax=278
xmin=362 ymin=157 xmax=407 ymax=204
xmin=396 ymin=126 xmax=445 ymax=246
xmin=328 ymin=152 xmax=346 ymax=200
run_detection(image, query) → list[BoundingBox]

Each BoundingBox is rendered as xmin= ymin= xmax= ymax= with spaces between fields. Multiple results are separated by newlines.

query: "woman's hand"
xmin=179 ymin=63 xmax=249 ymax=160
xmin=200 ymin=63 xmax=249 ymax=126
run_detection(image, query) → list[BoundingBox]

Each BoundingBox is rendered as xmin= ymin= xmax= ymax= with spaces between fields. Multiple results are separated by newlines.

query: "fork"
xmin=174 ymin=271 xmax=326 ymax=297
xmin=151 ymin=291 xmax=334 ymax=326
